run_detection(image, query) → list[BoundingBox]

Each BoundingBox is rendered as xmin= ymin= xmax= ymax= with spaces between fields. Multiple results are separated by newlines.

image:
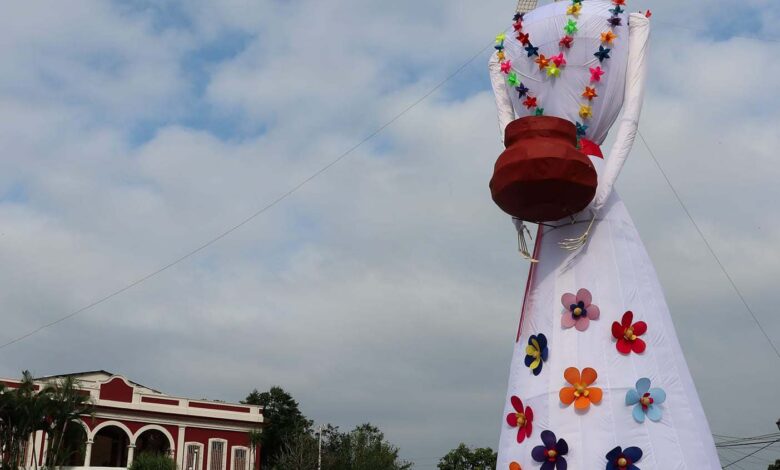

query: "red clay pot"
xmin=489 ymin=116 xmax=597 ymax=222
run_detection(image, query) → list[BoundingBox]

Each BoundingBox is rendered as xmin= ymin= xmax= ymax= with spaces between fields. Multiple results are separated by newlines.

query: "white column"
xmin=41 ymin=433 xmax=49 ymax=467
xmin=127 ymin=443 xmax=136 ymax=467
xmin=84 ymin=440 xmax=94 ymax=468
xmin=176 ymin=426 xmax=186 ymax=469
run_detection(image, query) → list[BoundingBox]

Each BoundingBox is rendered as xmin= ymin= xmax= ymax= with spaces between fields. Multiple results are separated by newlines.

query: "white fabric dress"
xmin=489 ymin=2 xmax=721 ymax=468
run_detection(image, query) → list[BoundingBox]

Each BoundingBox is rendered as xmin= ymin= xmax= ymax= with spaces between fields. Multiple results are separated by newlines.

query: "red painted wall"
xmin=142 ymin=396 xmax=180 ymax=406
xmin=189 ymin=402 xmax=250 ymax=413
xmin=183 ymin=427 xmax=254 ymax=470
xmin=99 ymin=378 xmax=134 ymax=402
xmin=88 ymin=417 xmax=179 ymax=443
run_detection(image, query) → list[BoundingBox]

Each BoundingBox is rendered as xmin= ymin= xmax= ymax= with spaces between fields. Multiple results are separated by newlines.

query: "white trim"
xmin=89 ymin=420 xmax=134 ymax=444
xmin=92 ymin=410 xmax=261 ymax=433
xmin=229 ymin=447 xmax=249 ymax=470
xmin=133 ymin=424 xmax=176 ymax=452
xmin=183 ymin=442 xmax=204 ymax=470
xmin=206 ymin=439 xmax=227 ymax=470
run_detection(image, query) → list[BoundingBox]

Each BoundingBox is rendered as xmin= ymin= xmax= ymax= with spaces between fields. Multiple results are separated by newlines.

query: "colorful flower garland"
xmin=494 ymin=0 xmax=627 ymax=141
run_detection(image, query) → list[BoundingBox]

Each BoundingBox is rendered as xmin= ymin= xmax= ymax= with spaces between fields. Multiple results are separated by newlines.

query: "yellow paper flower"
xmin=546 ymin=64 xmax=561 ymax=78
xmin=579 ymin=104 xmax=593 ymax=119
xmin=567 ymin=3 xmax=582 ymax=16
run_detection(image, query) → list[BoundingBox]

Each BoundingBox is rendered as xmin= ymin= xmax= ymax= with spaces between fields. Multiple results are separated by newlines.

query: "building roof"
xmin=35 ymin=370 xmax=161 ymax=393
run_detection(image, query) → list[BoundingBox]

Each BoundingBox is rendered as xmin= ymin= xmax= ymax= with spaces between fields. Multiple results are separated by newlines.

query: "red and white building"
xmin=1 ymin=371 xmax=265 ymax=470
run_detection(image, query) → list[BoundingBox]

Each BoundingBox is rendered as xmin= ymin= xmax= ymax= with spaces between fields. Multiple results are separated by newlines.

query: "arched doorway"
xmin=90 ymin=425 xmax=130 ymax=467
xmin=62 ymin=422 xmax=89 ymax=466
xmin=135 ymin=429 xmax=172 ymax=456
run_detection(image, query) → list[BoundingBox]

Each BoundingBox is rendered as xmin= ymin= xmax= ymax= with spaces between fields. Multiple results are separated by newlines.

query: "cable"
xmin=721 ymin=439 xmax=779 ymax=468
xmin=638 ymin=131 xmax=780 ymax=361
xmin=0 ymin=40 xmax=497 ymax=351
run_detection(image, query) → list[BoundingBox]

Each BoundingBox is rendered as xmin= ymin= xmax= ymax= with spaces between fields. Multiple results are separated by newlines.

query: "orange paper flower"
xmin=535 ymin=54 xmax=550 ymax=70
xmin=559 ymin=367 xmax=603 ymax=411
xmin=510 ymin=463 xmax=522 ymax=470
xmin=601 ymin=31 xmax=617 ymax=44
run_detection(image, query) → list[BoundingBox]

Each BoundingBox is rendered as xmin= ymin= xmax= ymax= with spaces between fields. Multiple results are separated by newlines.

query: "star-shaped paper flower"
xmin=497 ymin=50 xmax=506 ymax=61
xmin=551 ymin=53 xmax=566 ymax=67
xmin=601 ymin=31 xmax=617 ymax=44
xmin=561 ymin=288 xmax=600 ymax=331
xmin=531 ymin=431 xmax=568 ymax=470
xmin=496 ymin=33 xmax=507 ymax=43
xmin=590 ymin=66 xmax=605 ymax=82
xmin=626 ymin=378 xmax=666 ymax=423
xmin=525 ymin=44 xmax=540 ymax=57
xmin=582 ymin=86 xmax=598 ymax=101
xmin=501 ymin=60 xmax=513 ymax=74
xmin=546 ymin=64 xmax=561 ymax=77
xmin=495 ymin=42 xmax=505 ymax=51
xmin=560 ymin=367 xmax=603 ymax=411
xmin=566 ymin=3 xmax=581 ymax=17
xmin=523 ymin=95 xmax=538 ymax=109
xmin=535 ymin=54 xmax=550 ymax=70
xmin=575 ymin=122 xmax=588 ymax=136
xmin=595 ymin=46 xmax=611 ymax=62
xmin=572 ymin=0 xmax=583 ymax=4
xmin=579 ymin=104 xmax=593 ymax=119
xmin=516 ymin=83 xmax=530 ymax=98
xmin=507 ymin=72 xmax=520 ymax=86
xmin=524 ymin=334 xmax=548 ymax=375
xmin=509 ymin=463 xmax=522 ymax=470
xmin=514 ymin=12 xmax=524 ymax=22
xmin=612 ymin=311 xmax=647 ymax=355
xmin=535 ymin=107 xmax=545 ymax=116
xmin=517 ymin=32 xmax=531 ymax=45
xmin=564 ymin=19 xmax=578 ymax=35
xmin=608 ymin=16 xmax=623 ymax=27
xmin=609 ymin=6 xmax=625 ymax=15
xmin=606 ymin=446 xmax=643 ymax=470
xmin=506 ymin=395 xmax=534 ymax=443
xmin=613 ymin=0 xmax=626 ymax=5
xmin=513 ymin=21 xmax=523 ymax=32
xmin=559 ymin=35 xmax=574 ymax=49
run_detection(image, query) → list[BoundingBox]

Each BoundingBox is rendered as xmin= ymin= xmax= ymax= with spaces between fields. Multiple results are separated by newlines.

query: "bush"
xmin=129 ymin=453 xmax=177 ymax=470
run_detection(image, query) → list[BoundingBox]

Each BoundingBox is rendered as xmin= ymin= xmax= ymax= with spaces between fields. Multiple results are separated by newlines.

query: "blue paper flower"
xmin=495 ymin=42 xmax=505 ymax=51
xmin=524 ymin=334 xmax=548 ymax=375
xmin=525 ymin=44 xmax=540 ymax=57
xmin=606 ymin=446 xmax=643 ymax=470
xmin=609 ymin=6 xmax=625 ymax=15
xmin=516 ymin=83 xmax=530 ymax=98
xmin=514 ymin=12 xmax=525 ymax=22
xmin=626 ymin=378 xmax=666 ymax=423
xmin=532 ymin=431 xmax=568 ymax=470
xmin=594 ymin=46 xmax=611 ymax=62
xmin=608 ymin=16 xmax=623 ymax=27
xmin=575 ymin=122 xmax=588 ymax=137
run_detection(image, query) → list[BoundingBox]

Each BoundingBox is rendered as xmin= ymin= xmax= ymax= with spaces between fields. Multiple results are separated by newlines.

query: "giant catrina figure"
xmin=488 ymin=1 xmax=721 ymax=468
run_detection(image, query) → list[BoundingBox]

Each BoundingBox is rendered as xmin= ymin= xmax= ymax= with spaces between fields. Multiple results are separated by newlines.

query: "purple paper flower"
xmin=532 ymin=430 xmax=568 ymax=470
xmin=606 ymin=446 xmax=643 ymax=470
xmin=561 ymin=288 xmax=600 ymax=331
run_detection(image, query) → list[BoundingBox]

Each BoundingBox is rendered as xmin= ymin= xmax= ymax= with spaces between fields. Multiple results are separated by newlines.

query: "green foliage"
xmin=768 ymin=459 xmax=780 ymax=470
xmin=323 ymin=424 xmax=412 ymax=470
xmin=0 ymin=371 xmax=94 ymax=470
xmin=243 ymin=386 xmax=312 ymax=468
xmin=437 ymin=443 xmax=497 ymax=470
xmin=129 ymin=453 xmax=178 ymax=470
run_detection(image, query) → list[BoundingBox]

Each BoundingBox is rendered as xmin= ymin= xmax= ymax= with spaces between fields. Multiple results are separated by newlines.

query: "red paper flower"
xmin=517 ymin=32 xmax=531 ymax=45
xmin=506 ymin=395 xmax=534 ymax=443
xmin=523 ymin=96 xmax=538 ymax=109
xmin=559 ymin=35 xmax=574 ymax=49
xmin=611 ymin=311 xmax=647 ymax=355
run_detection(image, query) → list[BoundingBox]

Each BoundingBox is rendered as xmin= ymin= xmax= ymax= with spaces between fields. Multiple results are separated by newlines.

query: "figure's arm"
xmin=591 ymin=13 xmax=651 ymax=211
xmin=488 ymin=50 xmax=516 ymax=143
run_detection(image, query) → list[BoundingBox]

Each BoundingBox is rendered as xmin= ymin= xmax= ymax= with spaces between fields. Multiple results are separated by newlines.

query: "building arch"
xmin=89 ymin=421 xmax=132 ymax=467
xmin=134 ymin=425 xmax=175 ymax=456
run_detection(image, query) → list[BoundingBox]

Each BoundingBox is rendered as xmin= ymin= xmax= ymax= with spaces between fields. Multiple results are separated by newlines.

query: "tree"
xmin=129 ymin=453 xmax=178 ymax=470
xmin=243 ymin=387 xmax=312 ymax=468
xmin=768 ymin=459 xmax=780 ymax=470
xmin=324 ymin=424 xmax=412 ymax=470
xmin=270 ymin=432 xmax=318 ymax=470
xmin=438 ymin=443 xmax=497 ymax=470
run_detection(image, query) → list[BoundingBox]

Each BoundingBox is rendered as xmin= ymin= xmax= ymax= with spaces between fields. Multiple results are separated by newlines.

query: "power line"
xmin=721 ymin=439 xmax=780 ymax=468
xmin=0 ymin=40 xmax=496 ymax=351
xmin=638 ymin=131 xmax=780 ymax=362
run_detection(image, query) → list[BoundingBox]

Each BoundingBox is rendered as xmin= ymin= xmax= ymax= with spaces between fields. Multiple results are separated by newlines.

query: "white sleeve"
xmin=488 ymin=51 xmax=516 ymax=143
xmin=592 ymin=13 xmax=650 ymax=211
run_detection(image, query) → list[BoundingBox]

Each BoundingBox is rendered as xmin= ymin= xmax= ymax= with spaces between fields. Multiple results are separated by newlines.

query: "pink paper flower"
xmin=561 ymin=288 xmax=600 ymax=331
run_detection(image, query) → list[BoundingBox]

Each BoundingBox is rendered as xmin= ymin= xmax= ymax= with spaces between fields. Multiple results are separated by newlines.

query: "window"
xmin=231 ymin=447 xmax=249 ymax=470
xmin=207 ymin=440 xmax=227 ymax=470
xmin=184 ymin=443 xmax=204 ymax=470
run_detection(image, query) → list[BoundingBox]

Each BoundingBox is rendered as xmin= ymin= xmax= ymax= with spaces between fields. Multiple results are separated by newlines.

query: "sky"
xmin=1 ymin=0 xmax=779 ymax=468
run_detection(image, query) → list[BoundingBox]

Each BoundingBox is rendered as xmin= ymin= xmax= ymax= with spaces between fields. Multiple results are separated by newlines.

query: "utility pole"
xmin=318 ymin=425 xmax=322 ymax=470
